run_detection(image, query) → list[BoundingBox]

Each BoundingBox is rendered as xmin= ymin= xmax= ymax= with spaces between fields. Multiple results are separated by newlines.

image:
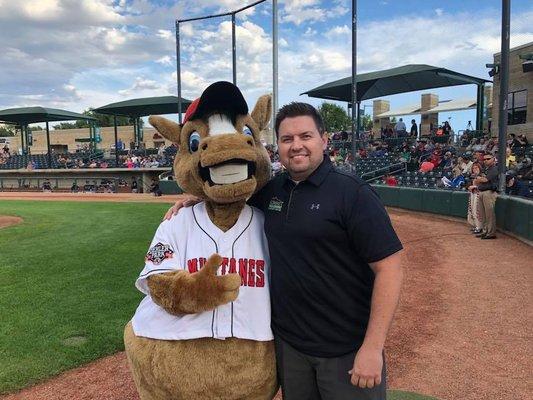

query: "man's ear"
xmin=251 ymin=94 xmax=272 ymax=131
xmin=148 ymin=116 xmax=181 ymax=144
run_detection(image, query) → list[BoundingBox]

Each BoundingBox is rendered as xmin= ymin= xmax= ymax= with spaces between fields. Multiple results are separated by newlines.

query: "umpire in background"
xmin=250 ymin=102 xmax=403 ymax=400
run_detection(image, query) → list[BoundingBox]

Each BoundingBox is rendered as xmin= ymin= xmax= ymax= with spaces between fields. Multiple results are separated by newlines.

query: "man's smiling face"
xmin=277 ymin=115 xmax=327 ymax=181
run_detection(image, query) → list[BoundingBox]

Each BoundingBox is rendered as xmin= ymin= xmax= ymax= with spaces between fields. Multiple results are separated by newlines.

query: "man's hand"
xmin=163 ymin=194 xmax=201 ymax=220
xmin=348 ymin=345 xmax=383 ymax=389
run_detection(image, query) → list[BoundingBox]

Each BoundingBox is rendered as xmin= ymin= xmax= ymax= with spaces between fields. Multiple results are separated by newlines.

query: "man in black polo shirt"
xmin=251 ymin=103 xmax=403 ymax=400
xmin=166 ymin=103 xmax=404 ymax=400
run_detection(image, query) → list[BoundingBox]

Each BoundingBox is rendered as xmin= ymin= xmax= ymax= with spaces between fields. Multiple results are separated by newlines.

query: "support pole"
xmin=232 ymin=13 xmax=237 ymax=85
xmin=45 ymin=121 xmax=51 ymax=168
xmin=356 ymin=101 xmax=361 ymax=142
xmin=176 ymin=20 xmax=182 ymax=123
xmin=476 ymin=84 xmax=483 ymax=131
xmin=497 ymin=0 xmax=510 ymax=193
xmin=114 ymin=115 xmax=119 ymax=167
xmin=272 ymin=0 xmax=279 ymax=145
xmin=20 ymin=125 xmax=25 ymax=154
xmin=351 ymin=0 xmax=358 ymax=172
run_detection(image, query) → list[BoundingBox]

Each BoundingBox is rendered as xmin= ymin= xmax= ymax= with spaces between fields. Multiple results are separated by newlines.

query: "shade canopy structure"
xmin=0 ymin=106 xmax=97 ymax=168
xmin=0 ymin=106 xmax=96 ymax=125
xmin=301 ymin=64 xmax=491 ymax=103
xmin=94 ymin=95 xmax=192 ymax=166
xmin=94 ymin=96 xmax=192 ymax=118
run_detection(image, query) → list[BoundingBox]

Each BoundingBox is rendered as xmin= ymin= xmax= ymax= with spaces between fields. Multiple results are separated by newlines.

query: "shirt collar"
xmin=282 ymin=155 xmax=332 ymax=187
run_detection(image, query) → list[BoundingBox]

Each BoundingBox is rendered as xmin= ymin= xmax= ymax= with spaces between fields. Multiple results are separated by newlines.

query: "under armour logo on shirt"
xmin=310 ymin=203 xmax=320 ymax=210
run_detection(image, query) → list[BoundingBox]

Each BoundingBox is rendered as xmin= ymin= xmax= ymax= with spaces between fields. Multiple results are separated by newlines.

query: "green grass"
xmin=389 ymin=390 xmax=439 ymax=399
xmin=0 ymin=200 xmax=441 ymax=399
xmin=0 ymin=200 xmax=169 ymax=394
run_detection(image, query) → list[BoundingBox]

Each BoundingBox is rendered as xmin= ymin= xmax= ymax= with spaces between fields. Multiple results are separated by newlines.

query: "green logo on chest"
xmin=268 ymin=197 xmax=283 ymax=212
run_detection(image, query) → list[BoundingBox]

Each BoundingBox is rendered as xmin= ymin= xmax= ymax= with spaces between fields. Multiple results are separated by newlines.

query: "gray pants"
xmin=478 ymin=190 xmax=497 ymax=236
xmin=275 ymin=337 xmax=386 ymax=400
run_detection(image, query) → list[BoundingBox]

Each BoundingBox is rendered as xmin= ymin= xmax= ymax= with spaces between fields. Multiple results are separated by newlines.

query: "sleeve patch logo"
xmin=145 ymin=242 xmax=174 ymax=265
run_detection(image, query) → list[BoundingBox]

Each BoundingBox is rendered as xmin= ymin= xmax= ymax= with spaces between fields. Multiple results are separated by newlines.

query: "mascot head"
xmin=149 ymin=81 xmax=272 ymax=204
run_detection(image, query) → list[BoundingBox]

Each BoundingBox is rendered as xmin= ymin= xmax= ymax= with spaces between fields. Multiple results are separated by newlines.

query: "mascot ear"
xmin=148 ymin=115 xmax=181 ymax=144
xmin=251 ymin=94 xmax=272 ymax=131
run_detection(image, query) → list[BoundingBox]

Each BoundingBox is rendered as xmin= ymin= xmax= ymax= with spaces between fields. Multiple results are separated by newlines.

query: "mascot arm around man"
xmin=124 ymin=81 xmax=277 ymax=400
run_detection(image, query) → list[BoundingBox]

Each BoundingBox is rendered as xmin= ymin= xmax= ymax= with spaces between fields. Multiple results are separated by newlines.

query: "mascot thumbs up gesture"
xmin=124 ymin=81 xmax=277 ymax=400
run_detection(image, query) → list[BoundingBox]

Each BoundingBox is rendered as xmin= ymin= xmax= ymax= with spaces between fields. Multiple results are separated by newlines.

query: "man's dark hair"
xmin=275 ymin=102 xmax=325 ymax=138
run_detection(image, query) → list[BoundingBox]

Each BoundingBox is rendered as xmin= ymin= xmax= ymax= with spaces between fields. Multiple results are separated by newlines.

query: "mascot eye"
xmin=188 ymin=131 xmax=201 ymax=153
xmin=243 ymin=125 xmax=253 ymax=136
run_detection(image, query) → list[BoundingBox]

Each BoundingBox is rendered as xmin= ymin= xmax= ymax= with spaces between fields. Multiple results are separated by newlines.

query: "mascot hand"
xmin=147 ymin=254 xmax=241 ymax=315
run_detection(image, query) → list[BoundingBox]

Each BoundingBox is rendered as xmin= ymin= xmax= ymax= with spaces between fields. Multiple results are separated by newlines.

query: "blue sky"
xmin=0 ymin=0 xmax=532 ymax=133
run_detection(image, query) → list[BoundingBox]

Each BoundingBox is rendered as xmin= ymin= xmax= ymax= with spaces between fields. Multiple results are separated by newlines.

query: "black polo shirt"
xmin=250 ymin=157 xmax=403 ymax=357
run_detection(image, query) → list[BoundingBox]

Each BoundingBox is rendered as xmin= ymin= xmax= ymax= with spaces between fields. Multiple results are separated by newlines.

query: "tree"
xmin=0 ymin=125 xmax=15 ymax=136
xmin=318 ymin=102 xmax=351 ymax=133
xmin=52 ymin=108 xmax=137 ymax=129
xmin=361 ymin=114 xmax=373 ymax=131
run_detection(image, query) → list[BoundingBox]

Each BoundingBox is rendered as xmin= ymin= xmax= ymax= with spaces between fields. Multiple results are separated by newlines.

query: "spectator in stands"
xmin=428 ymin=149 xmax=442 ymax=168
xmin=394 ymin=118 xmax=407 ymax=137
xmin=441 ymin=166 xmax=465 ymax=189
xmin=441 ymin=151 xmax=454 ymax=172
xmin=409 ymin=120 xmax=418 ymax=138
xmin=88 ymin=160 xmax=98 ymax=168
xmin=125 ymin=157 xmax=134 ymax=169
xmin=419 ymin=159 xmax=434 ymax=173
xmin=505 ymin=172 xmax=530 ymax=198
xmin=2 ymin=144 xmax=9 ymax=156
xmin=442 ymin=121 xmax=452 ymax=135
xmin=466 ymin=162 xmax=483 ymax=234
xmin=382 ymin=124 xmax=394 ymax=139
xmin=505 ymin=147 xmax=516 ymax=168
xmin=458 ymin=154 xmax=473 ymax=175
xmin=384 ymin=174 xmax=398 ymax=186
xmin=460 ymin=131 xmax=470 ymax=147
xmin=516 ymin=134 xmax=528 ymax=148
xmin=507 ymin=133 xmax=519 ymax=150
xmin=515 ymin=157 xmax=532 ymax=180
xmin=27 ymin=160 xmax=35 ymax=170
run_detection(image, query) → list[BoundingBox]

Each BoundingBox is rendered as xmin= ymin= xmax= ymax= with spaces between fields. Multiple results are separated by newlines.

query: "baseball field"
xmin=0 ymin=194 xmax=531 ymax=400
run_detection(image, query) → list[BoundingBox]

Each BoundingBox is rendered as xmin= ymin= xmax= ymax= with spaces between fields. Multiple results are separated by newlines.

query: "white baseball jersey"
xmin=131 ymin=202 xmax=273 ymax=341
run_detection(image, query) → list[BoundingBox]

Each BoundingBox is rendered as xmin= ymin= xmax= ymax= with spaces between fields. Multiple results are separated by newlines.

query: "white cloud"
xmin=118 ymin=77 xmax=162 ymax=96
xmin=156 ymin=56 xmax=173 ymax=66
xmin=325 ymin=25 xmax=351 ymax=38
xmin=303 ymin=27 xmax=317 ymax=36
xmin=435 ymin=8 xmax=444 ymax=17
xmin=157 ymin=29 xmax=172 ymax=40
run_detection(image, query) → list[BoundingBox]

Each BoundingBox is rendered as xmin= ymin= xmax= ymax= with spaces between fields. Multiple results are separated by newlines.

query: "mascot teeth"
xmin=209 ymin=163 xmax=248 ymax=184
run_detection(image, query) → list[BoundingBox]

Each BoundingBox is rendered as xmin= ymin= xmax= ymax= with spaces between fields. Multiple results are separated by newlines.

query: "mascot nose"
xmin=201 ymin=134 xmax=254 ymax=153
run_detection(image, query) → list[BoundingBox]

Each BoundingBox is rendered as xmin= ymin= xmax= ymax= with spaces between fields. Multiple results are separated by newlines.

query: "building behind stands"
xmin=492 ymin=41 xmax=533 ymax=139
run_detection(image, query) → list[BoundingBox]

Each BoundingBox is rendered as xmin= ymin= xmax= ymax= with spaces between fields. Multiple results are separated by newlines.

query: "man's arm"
xmin=350 ymin=250 xmax=403 ymax=389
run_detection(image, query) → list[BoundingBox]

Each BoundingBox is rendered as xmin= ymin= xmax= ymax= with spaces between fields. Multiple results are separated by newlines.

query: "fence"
xmin=373 ymin=185 xmax=533 ymax=242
